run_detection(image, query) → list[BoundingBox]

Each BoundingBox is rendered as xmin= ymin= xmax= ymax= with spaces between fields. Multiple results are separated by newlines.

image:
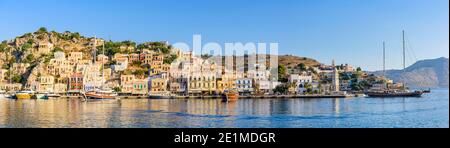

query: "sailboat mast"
xmin=383 ymin=41 xmax=386 ymax=77
xmin=402 ymin=30 xmax=406 ymax=72
xmin=102 ymin=42 xmax=105 ymax=90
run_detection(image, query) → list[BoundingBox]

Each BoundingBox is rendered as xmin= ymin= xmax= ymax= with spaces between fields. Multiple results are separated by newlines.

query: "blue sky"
xmin=0 ymin=0 xmax=448 ymax=71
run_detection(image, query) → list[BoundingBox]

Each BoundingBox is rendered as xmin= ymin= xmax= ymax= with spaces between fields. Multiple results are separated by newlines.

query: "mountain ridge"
xmin=371 ymin=57 xmax=449 ymax=88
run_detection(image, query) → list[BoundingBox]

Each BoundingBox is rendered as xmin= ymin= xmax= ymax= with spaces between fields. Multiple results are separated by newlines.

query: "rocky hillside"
xmin=0 ymin=27 xmax=175 ymax=86
xmin=372 ymin=57 xmax=449 ymax=88
xmin=278 ymin=55 xmax=321 ymax=68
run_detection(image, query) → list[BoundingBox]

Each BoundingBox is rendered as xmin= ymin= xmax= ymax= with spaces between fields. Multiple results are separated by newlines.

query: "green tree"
xmin=24 ymin=54 xmax=34 ymax=63
xmin=53 ymin=47 xmax=64 ymax=52
xmin=132 ymin=61 xmax=143 ymax=67
xmin=21 ymin=43 xmax=32 ymax=51
xmin=356 ymin=67 xmax=362 ymax=72
xmin=278 ymin=65 xmax=288 ymax=82
xmin=297 ymin=63 xmax=307 ymax=71
xmin=273 ymin=84 xmax=289 ymax=94
xmin=0 ymin=42 xmax=7 ymax=52
xmin=36 ymin=27 xmax=48 ymax=34
xmin=164 ymin=54 xmax=178 ymax=64
xmin=113 ymin=87 xmax=122 ymax=93
xmin=12 ymin=75 xmax=22 ymax=83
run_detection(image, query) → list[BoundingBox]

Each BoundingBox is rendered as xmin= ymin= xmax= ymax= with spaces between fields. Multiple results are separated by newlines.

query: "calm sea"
xmin=0 ymin=89 xmax=448 ymax=128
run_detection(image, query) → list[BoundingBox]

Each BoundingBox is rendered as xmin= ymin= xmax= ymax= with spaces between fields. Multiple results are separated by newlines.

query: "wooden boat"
xmin=15 ymin=90 xmax=35 ymax=99
xmin=367 ymin=30 xmax=425 ymax=98
xmin=222 ymin=90 xmax=239 ymax=102
xmin=83 ymin=39 xmax=118 ymax=100
xmin=85 ymin=89 xmax=118 ymax=100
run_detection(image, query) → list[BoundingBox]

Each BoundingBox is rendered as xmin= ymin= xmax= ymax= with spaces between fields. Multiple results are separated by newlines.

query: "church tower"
xmin=332 ymin=60 xmax=340 ymax=92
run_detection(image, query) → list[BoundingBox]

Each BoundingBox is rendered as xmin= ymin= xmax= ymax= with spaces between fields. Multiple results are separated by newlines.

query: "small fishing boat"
xmin=222 ymin=89 xmax=239 ymax=102
xmin=15 ymin=90 xmax=35 ymax=99
xmin=33 ymin=93 xmax=49 ymax=100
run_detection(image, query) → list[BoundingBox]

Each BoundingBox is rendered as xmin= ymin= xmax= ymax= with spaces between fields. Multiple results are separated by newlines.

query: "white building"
xmin=54 ymin=51 xmax=66 ymax=60
xmin=236 ymin=78 xmax=253 ymax=94
xmin=113 ymin=58 xmax=128 ymax=72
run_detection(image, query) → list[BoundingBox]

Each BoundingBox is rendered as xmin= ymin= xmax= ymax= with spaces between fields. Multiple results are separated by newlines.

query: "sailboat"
xmin=85 ymin=37 xmax=118 ymax=100
xmin=367 ymin=30 xmax=424 ymax=98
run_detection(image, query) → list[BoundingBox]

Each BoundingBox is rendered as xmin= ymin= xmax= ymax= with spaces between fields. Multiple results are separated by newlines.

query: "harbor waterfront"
xmin=0 ymin=89 xmax=447 ymax=128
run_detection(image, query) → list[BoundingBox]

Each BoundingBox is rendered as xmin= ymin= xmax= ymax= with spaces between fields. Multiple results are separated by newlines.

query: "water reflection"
xmin=0 ymin=90 xmax=448 ymax=128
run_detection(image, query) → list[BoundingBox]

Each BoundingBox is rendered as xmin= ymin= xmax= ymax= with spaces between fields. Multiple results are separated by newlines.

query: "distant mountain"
xmin=372 ymin=57 xmax=449 ymax=88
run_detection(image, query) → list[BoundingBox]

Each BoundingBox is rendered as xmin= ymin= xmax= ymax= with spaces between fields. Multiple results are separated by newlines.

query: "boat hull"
xmin=16 ymin=93 xmax=32 ymax=99
xmin=367 ymin=91 xmax=423 ymax=98
xmin=85 ymin=94 xmax=117 ymax=100
xmin=148 ymin=95 xmax=173 ymax=99
xmin=33 ymin=94 xmax=49 ymax=100
xmin=222 ymin=92 xmax=239 ymax=102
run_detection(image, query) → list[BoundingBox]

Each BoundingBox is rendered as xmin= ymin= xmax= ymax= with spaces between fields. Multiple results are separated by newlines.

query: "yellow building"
xmin=39 ymin=75 xmax=55 ymax=93
xmin=150 ymin=78 xmax=168 ymax=92
xmin=151 ymin=54 xmax=164 ymax=69
xmin=143 ymin=53 xmax=153 ymax=65
xmin=120 ymin=75 xmax=135 ymax=85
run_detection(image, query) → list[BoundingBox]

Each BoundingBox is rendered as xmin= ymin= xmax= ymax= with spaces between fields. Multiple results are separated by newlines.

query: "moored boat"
xmin=85 ymin=89 xmax=118 ymax=100
xmin=366 ymin=90 xmax=423 ymax=98
xmin=222 ymin=89 xmax=239 ymax=102
xmin=0 ymin=90 xmax=8 ymax=99
xmin=33 ymin=93 xmax=49 ymax=100
xmin=148 ymin=92 xmax=175 ymax=99
xmin=15 ymin=90 xmax=35 ymax=99
xmin=46 ymin=93 xmax=61 ymax=98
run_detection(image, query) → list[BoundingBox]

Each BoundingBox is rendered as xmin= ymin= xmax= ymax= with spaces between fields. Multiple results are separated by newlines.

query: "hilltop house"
xmin=36 ymin=42 xmax=54 ymax=55
xmin=68 ymin=52 xmax=83 ymax=62
xmin=96 ymin=54 xmax=109 ymax=64
xmin=54 ymin=51 xmax=66 ymax=60
xmin=12 ymin=63 xmax=30 ymax=74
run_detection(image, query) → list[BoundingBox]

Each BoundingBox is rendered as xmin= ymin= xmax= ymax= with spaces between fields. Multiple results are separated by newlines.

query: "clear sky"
xmin=0 ymin=0 xmax=448 ymax=71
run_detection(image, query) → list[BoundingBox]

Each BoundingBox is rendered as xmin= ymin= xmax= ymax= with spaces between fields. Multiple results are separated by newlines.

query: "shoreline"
xmin=52 ymin=94 xmax=356 ymax=100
